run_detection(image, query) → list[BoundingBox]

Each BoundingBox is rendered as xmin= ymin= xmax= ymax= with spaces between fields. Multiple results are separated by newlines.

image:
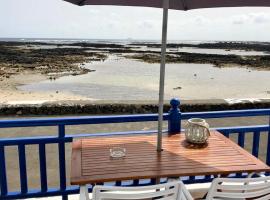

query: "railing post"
xmin=58 ymin=125 xmax=68 ymax=200
xmin=252 ymin=131 xmax=260 ymax=158
xmin=0 ymin=144 xmax=8 ymax=197
xmin=18 ymin=144 xmax=28 ymax=194
xmin=266 ymin=116 xmax=270 ymax=176
xmin=168 ymin=98 xmax=181 ymax=134
xmin=267 ymin=116 xmax=270 ymax=167
xmin=39 ymin=143 xmax=48 ymax=193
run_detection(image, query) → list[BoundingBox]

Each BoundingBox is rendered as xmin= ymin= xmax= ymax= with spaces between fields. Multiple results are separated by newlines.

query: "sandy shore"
xmin=1 ymin=41 xmax=270 ymax=103
xmin=0 ymin=71 xmax=92 ymax=104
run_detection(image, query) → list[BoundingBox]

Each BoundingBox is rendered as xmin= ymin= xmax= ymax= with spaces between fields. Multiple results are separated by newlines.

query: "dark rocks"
xmin=49 ymin=76 xmax=56 ymax=80
xmin=0 ymin=100 xmax=270 ymax=116
xmin=173 ymin=86 xmax=182 ymax=90
xmin=126 ymin=51 xmax=270 ymax=70
xmin=129 ymin=41 xmax=270 ymax=53
xmin=0 ymin=42 xmax=108 ymax=78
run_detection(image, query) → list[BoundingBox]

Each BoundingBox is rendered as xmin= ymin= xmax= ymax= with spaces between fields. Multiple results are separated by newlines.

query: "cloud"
xmin=193 ymin=16 xmax=209 ymax=25
xmin=232 ymin=15 xmax=249 ymax=24
xmin=1 ymin=1 xmax=270 ymax=41
xmin=232 ymin=12 xmax=270 ymax=25
xmin=137 ymin=20 xmax=156 ymax=29
xmin=251 ymin=13 xmax=270 ymax=23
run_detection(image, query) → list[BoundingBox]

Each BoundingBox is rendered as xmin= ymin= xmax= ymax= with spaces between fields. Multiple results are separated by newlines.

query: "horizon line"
xmin=0 ymin=37 xmax=270 ymax=43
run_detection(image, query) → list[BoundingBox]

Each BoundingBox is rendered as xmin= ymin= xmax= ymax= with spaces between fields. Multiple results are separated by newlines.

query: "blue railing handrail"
xmin=1 ymin=125 xmax=269 ymax=146
xmin=0 ymin=114 xmax=169 ymax=128
xmin=182 ymin=108 xmax=270 ymax=119
xmin=216 ymin=124 xmax=270 ymax=133
xmin=0 ymin=108 xmax=269 ymax=128
xmin=0 ymin=130 xmax=162 ymax=146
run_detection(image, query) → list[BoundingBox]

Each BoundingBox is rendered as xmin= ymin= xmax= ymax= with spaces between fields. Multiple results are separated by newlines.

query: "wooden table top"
xmin=70 ymin=131 xmax=270 ymax=185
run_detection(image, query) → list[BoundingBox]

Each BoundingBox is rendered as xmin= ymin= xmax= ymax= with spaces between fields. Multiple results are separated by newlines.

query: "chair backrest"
xmin=92 ymin=181 xmax=193 ymax=200
xmin=206 ymin=176 xmax=270 ymax=200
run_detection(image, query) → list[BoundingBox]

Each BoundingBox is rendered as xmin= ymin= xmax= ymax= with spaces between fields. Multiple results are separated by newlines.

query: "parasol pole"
xmin=157 ymin=0 xmax=169 ymax=152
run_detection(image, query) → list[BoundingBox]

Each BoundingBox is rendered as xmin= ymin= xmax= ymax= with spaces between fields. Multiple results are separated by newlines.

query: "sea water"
xmin=20 ymin=55 xmax=270 ymax=100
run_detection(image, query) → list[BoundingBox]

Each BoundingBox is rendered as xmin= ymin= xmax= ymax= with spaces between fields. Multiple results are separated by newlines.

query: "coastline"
xmin=1 ymin=40 xmax=270 ymax=104
xmin=0 ymin=71 xmax=92 ymax=104
xmin=1 ymin=98 xmax=270 ymax=116
xmin=0 ymin=41 xmax=108 ymax=103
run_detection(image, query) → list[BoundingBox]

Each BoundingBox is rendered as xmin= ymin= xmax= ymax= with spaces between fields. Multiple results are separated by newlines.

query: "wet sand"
xmin=0 ymin=71 xmax=92 ymax=104
xmin=19 ymin=55 xmax=270 ymax=101
xmin=1 ymin=41 xmax=270 ymax=102
xmin=2 ymin=55 xmax=270 ymax=103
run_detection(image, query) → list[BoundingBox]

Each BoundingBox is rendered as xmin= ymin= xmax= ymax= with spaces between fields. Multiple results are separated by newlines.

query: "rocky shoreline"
xmin=0 ymin=41 xmax=108 ymax=80
xmin=1 ymin=41 xmax=270 ymax=82
xmin=1 ymin=40 xmax=270 ymax=104
xmin=125 ymin=52 xmax=270 ymax=69
xmin=125 ymin=42 xmax=270 ymax=69
xmin=1 ymin=99 xmax=270 ymax=116
xmin=130 ymin=41 xmax=270 ymax=52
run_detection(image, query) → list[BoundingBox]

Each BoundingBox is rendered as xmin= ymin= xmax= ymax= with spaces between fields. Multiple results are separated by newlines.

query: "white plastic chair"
xmin=205 ymin=175 xmax=270 ymax=200
xmin=91 ymin=181 xmax=193 ymax=200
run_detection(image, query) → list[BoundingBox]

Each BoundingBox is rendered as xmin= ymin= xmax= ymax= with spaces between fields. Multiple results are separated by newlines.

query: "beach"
xmin=1 ymin=40 xmax=270 ymax=102
xmin=0 ymin=71 xmax=91 ymax=104
xmin=19 ymin=55 xmax=270 ymax=101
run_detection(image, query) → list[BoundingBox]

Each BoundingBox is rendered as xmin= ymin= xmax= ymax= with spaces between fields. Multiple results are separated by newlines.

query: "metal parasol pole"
xmin=157 ymin=0 xmax=169 ymax=152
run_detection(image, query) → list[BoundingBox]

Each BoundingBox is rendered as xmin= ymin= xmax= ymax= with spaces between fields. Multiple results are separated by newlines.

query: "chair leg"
xmin=80 ymin=185 xmax=90 ymax=200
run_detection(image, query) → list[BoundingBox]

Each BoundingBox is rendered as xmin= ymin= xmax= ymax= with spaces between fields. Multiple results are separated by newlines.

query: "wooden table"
xmin=71 ymin=131 xmax=270 ymax=199
xmin=71 ymin=131 xmax=270 ymax=184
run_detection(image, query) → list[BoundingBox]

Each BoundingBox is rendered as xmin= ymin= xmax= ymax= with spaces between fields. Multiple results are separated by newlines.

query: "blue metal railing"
xmin=0 ymin=98 xmax=269 ymax=200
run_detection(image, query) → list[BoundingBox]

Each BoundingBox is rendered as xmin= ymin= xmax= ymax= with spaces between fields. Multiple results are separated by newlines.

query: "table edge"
xmin=70 ymin=131 xmax=270 ymax=185
xmin=70 ymin=139 xmax=82 ymax=184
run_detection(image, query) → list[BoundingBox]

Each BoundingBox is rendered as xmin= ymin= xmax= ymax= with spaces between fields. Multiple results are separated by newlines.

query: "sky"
xmin=1 ymin=0 xmax=270 ymax=41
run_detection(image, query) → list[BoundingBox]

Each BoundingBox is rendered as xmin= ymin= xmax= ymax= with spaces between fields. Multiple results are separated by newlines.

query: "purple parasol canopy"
xmin=63 ymin=0 xmax=270 ymax=152
xmin=64 ymin=0 xmax=270 ymax=10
